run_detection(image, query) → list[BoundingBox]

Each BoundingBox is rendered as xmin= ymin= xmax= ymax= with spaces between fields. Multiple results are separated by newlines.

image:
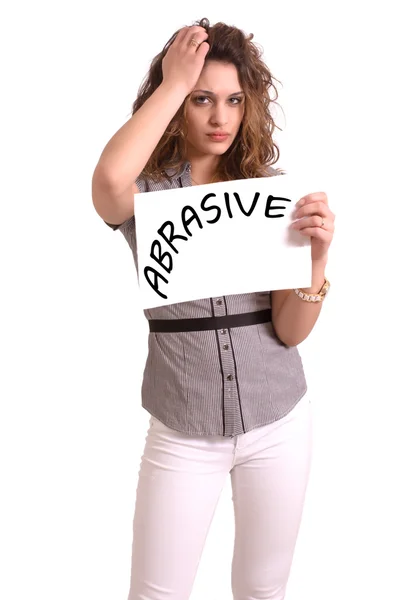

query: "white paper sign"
xmin=134 ymin=173 xmax=313 ymax=309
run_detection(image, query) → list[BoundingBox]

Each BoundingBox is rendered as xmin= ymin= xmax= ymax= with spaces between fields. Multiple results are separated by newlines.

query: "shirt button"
xmin=227 ymin=374 xmax=233 ymax=381
xmin=220 ymin=329 xmax=227 ymax=335
xmin=223 ymin=344 xmax=229 ymax=350
xmin=216 ymin=299 xmax=222 ymax=305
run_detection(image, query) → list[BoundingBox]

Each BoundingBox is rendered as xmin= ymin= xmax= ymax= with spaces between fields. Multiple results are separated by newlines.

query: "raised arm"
xmin=92 ymin=26 xmax=209 ymax=225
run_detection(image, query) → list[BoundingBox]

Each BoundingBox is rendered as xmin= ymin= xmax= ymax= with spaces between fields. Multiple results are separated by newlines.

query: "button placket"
xmin=213 ymin=297 xmax=225 ymax=318
xmin=211 ymin=297 xmax=242 ymax=435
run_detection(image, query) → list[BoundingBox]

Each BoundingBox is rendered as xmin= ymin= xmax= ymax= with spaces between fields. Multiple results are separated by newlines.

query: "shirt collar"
xmin=163 ymin=161 xmax=191 ymax=180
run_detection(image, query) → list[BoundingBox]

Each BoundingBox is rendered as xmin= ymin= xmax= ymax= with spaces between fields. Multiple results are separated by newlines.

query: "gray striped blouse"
xmin=104 ymin=161 xmax=307 ymax=437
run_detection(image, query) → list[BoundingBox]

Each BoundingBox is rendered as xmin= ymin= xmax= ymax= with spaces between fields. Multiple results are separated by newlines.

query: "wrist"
xmin=302 ymin=262 xmax=327 ymax=294
xmin=312 ymin=256 xmax=328 ymax=269
xmin=159 ymin=79 xmax=191 ymax=100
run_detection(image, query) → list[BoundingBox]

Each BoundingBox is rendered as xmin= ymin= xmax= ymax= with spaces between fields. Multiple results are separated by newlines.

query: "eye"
xmin=194 ymin=96 xmax=210 ymax=104
xmin=229 ymin=97 xmax=243 ymax=105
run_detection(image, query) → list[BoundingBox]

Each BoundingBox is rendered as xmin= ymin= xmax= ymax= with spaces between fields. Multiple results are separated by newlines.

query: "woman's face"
xmin=185 ymin=60 xmax=245 ymax=158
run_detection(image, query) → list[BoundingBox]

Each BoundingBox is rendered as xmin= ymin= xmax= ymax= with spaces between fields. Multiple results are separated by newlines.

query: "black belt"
xmin=148 ymin=308 xmax=272 ymax=333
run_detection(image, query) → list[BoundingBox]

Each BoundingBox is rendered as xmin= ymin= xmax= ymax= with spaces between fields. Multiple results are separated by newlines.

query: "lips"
xmin=207 ymin=133 xmax=229 ymax=141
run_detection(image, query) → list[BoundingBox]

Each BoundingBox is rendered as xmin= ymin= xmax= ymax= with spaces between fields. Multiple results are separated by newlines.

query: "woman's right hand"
xmin=161 ymin=26 xmax=210 ymax=96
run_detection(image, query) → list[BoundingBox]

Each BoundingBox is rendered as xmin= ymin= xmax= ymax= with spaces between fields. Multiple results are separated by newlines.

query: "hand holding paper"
xmin=291 ymin=192 xmax=335 ymax=263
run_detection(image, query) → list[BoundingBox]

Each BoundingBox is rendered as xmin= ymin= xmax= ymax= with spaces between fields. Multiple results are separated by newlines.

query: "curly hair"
xmin=131 ymin=17 xmax=285 ymax=183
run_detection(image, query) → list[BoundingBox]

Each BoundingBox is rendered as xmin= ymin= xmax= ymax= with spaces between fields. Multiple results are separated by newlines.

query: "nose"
xmin=210 ymin=101 xmax=228 ymax=127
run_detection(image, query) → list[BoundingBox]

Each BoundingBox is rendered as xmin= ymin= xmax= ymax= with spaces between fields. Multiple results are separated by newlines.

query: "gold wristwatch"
xmin=294 ymin=278 xmax=330 ymax=303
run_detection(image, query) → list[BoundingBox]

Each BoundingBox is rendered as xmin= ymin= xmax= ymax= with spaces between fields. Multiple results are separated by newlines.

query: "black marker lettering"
xmin=150 ymin=240 xmax=173 ymax=274
xmin=200 ymin=193 xmax=221 ymax=224
xmin=265 ymin=195 xmax=292 ymax=218
xmin=224 ymin=192 xmax=233 ymax=218
xmin=144 ymin=267 xmax=169 ymax=300
xmin=144 ymin=189 xmax=293 ymax=301
xmin=181 ymin=206 xmax=203 ymax=236
xmin=234 ymin=191 xmax=260 ymax=216
xmin=158 ymin=221 xmax=188 ymax=253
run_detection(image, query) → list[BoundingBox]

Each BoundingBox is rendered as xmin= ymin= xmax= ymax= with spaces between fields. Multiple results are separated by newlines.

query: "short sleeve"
xmin=103 ymin=175 xmax=148 ymax=231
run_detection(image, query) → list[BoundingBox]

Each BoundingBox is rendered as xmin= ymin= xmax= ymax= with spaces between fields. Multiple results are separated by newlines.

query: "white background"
xmin=1 ymin=1 xmax=399 ymax=599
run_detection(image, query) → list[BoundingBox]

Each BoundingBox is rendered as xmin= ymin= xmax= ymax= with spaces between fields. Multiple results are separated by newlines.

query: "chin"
xmin=210 ymin=147 xmax=229 ymax=155
xmin=203 ymin=142 xmax=232 ymax=155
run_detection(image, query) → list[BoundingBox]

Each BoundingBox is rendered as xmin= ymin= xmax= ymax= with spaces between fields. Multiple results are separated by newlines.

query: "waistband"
xmin=148 ymin=308 xmax=272 ymax=333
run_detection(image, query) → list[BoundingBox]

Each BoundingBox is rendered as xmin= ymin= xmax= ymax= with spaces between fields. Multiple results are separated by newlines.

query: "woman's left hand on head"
xmin=290 ymin=192 xmax=335 ymax=263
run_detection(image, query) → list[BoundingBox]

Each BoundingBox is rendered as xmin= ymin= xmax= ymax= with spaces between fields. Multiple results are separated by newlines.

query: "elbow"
xmin=279 ymin=337 xmax=298 ymax=348
xmin=272 ymin=321 xmax=292 ymax=347
xmin=273 ymin=328 xmax=293 ymax=347
xmin=273 ymin=327 xmax=306 ymax=347
xmin=279 ymin=334 xmax=309 ymax=347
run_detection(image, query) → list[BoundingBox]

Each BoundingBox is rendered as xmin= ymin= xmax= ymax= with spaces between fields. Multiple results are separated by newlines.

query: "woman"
xmin=92 ymin=17 xmax=335 ymax=600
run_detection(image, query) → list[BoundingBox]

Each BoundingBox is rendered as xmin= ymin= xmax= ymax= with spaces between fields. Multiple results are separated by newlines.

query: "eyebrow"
xmin=192 ymin=89 xmax=244 ymax=96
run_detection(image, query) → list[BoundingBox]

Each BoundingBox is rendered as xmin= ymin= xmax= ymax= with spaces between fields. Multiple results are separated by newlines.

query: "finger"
xmin=297 ymin=227 xmax=333 ymax=241
xmin=187 ymin=33 xmax=209 ymax=52
xmin=182 ymin=25 xmax=208 ymax=48
xmin=172 ymin=27 xmax=190 ymax=47
xmin=195 ymin=41 xmax=210 ymax=58
xmin=297 ymin=192 xmax=328 ymax=207
xmin=291 ymin=216 xmax=333 ymax=231
xmin=295 ymin=201 xmax=332 ymax=219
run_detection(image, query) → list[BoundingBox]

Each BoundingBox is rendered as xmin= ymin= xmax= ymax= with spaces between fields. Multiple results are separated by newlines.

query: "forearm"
xmin=94 ymin=81 xmax=188 ymax=194
xmin=273 ymin=260 xmax=327 ymax=347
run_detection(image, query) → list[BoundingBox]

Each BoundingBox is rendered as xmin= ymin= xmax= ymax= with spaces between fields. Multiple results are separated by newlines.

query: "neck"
xmin=186 ymin=150 xmax=220 ymax=185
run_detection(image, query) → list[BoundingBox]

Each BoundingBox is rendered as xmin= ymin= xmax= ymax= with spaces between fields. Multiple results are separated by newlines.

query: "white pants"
xmin=127 ymin=394 xmax=313 ymax=600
